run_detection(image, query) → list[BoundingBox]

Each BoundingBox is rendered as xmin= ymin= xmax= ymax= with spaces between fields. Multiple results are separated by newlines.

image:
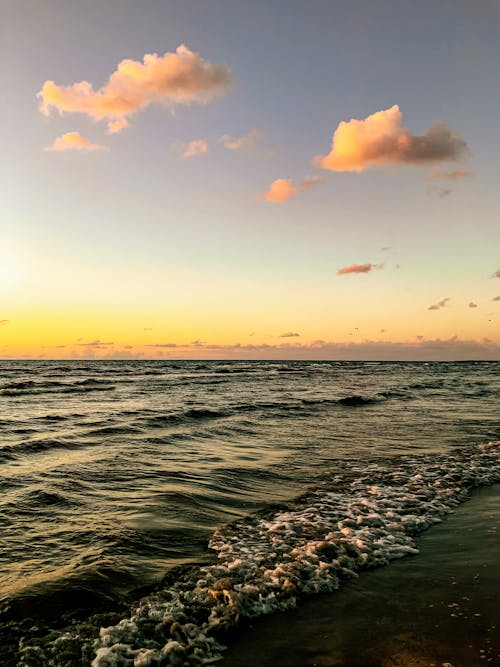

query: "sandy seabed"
xmin=221 ymin=485 xmax=500 ymax=667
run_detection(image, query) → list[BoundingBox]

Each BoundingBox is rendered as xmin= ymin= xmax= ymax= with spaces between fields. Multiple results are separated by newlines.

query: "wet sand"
xmin=222 ymin=484 xmax=500 ymax=667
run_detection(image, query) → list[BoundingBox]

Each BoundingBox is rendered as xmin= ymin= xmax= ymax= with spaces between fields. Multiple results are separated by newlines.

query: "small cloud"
xmin=77 ymin=339 xmax=114 ymax=346
xmin=174 ymin=139 xmax=208 ymax=158
xmin=263 ymin=174 xmax=324 ymax=203
xmin=279 ymin=332 xmax=300 ymax=338
xmin=437 ymin=188 xmax=452 ymax=198
xmin=46 ymin=131 xmax=104 ymax=151
xmin=428 ymin=297 xmax=450 ymax=311
xmin=493 ymin=296 xmax=500 ymax=301
xmin=315 ymin=105 xmax=469 ymax=172
xmin=337 ymin=263 xmax=375 ymax=275
xmin=220 ymin=129 xmax=262 ymax=150
xmin=468 ymin=301 xmax=478 ymax=308
xmin=300 ymin=174 xmax=325 ymax=189
xmin=428 ymin=169 xmax=474 ymax=180
xmin=0 ymin=319 xmax=9 ymax=325
xmin=144 ymin=327 xmax=153 ymax=331
xmin=107 ymin=118 xmax=130 ymax=134
xmin=38 ymin=45 xmax=231 ymax=129
xmin=491 ymin=269 xmax=500 ymax=278
xmin=381 ymin=246 xmax=391 ymax=252
xmin=264 ymin=178 xmax=298 ymax=202
xmin=145 ymin=343 xmax=177 ymax=348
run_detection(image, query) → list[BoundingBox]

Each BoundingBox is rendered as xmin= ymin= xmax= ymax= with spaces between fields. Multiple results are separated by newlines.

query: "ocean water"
xmin=0 ymin=360 xmax=499 ymax=665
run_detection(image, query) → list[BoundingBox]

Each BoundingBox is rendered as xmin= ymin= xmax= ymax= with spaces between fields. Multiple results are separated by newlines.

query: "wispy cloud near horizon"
xmin=428 ymin=297 xmax=450 ymax=311
xmin=337 ymin=263 xmax=378 ymax=275
xmin=10 ymin=336 xmax=499 ymax=362
xmin=76 ymin=339 xmax=114 ymax=347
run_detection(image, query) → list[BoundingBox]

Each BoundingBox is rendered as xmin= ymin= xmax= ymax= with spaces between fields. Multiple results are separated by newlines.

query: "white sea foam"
xmin=19 ymin=441 xmax=500 ymax=667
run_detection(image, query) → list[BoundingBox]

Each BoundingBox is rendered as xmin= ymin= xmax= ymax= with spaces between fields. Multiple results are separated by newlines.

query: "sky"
xmin=1 ymin=0 xmax=499 ymax=360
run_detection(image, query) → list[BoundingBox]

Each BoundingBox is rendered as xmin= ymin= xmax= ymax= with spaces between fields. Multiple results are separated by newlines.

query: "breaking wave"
xmin=18 ymin=441 xmax=500 ymax=667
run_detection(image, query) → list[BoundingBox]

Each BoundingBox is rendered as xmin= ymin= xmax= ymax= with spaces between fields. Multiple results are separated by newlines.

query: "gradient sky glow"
xmin=1 ymin=0 xmax=499 ymax=359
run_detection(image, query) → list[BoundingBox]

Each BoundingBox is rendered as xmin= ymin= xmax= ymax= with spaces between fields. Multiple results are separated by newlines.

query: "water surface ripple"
xmin=0 ymin=360 xmax=498 ymax=664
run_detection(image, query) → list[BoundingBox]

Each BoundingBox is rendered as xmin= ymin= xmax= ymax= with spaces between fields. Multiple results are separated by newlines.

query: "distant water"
xmin=0 ymin=360 xmax=499 ymax=665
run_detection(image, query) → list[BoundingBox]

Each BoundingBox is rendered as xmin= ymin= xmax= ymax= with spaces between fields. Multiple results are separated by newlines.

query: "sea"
xmin=0 ymin=360 xmax=499 ymax=666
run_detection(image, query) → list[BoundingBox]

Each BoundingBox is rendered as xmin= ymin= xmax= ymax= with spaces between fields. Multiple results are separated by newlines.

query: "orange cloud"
xmin=37 ymin=45 xmax=231 ymax=131
xmin=337 ymin=263 xmax=374 ymax=275
xmin=174 ymin=139 xmax=209 ymax=158
xmin=0 ymin=320 xmax=9 ymax=325
xmin=107 ymin=118 xmax=130 ymax=134
xmin=76 ymin=339 xmax=114 ymax=347
xmin=145 ymin=343 xmax=178 ymax=348
xmin=428 ymin=169 xmax=474 ymax=180
xmin=469 ymin=301 xmax=478 ymax=308
xmin=492 ymin=269 xmax=500 ymax=278
xmin=279 ymin=332 xmax=300 ymax=338
xmin=428 ymin=297 xmax=450 ymax=311
xmin=316 ymin=105 xmax=468 ymax=172
xmin=263 ymin=174 xmax=324 ymax=203
xmin=220 ymin=129 xmax=262 ymax=150
xmin=46 ymin=132 xmax=104 ymax=151
xmin=300 ymin=174 xmax=325 ymax=189
xmin=493 ymin=296 xmax=500 ymax=301
xmin=264 ymin=178 xmax=298 ymax=202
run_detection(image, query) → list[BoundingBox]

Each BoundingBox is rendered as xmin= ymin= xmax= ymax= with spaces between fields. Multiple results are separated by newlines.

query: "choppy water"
xmin=0 ymin=360 xmax=499 ymax=665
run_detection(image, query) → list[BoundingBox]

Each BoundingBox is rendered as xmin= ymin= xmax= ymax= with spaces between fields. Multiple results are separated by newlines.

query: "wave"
xmin=83 ymin=424 xmax=144 ymax=437
xmin=0 ymin=438 xmax=77 ymax=462
xmin=139 ymin=408 xmax=230 ymax=428
xmin=33 ymin=414 xmax=78 ymax=422
xmin=2 ymin=378 xmax=108 ymax=390
xmin=17 ymin=441 xmax=500 ymax=666
xmin=337 ymin=395 xmax=379 ymax=406
xmin=131 ymin=394 xmax=404 ymax=430
xmin=21 ymin=489 xmax=76 ymax=508
xmin=0 ymin=382 xmax=115 ymax=397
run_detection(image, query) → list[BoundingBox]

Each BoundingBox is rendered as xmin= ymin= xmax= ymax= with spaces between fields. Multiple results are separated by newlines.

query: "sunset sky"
xmin=1 ymin=0 xmax=499 ymax=359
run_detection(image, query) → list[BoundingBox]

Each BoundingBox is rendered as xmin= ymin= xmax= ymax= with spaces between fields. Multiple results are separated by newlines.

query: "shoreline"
xmin=222 ymin=483 xmax=500 ymax=667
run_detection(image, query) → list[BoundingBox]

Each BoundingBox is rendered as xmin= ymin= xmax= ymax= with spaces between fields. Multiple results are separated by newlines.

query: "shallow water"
xmin=0 ymin=360 xmax=499 ymax=665
xmin=222 ymin=484 xmax=500 ymax=667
